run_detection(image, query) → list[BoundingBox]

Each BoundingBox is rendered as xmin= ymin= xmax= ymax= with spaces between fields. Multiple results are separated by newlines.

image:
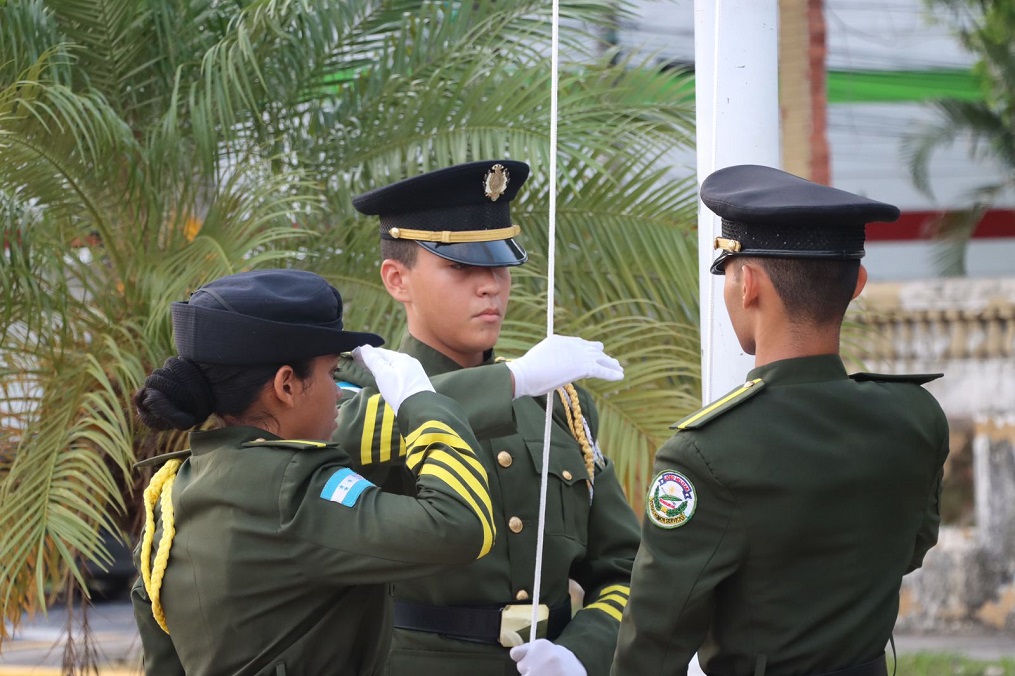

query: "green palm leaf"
xmin=904 ymin=1 xmax=1015 ymax=276
xmin=0 ymin=0 xmax=701 ymax=660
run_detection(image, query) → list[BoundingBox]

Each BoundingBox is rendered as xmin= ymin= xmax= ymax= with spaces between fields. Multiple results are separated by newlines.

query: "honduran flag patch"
xmin=321 ymin=468 xmax=373 ymax=507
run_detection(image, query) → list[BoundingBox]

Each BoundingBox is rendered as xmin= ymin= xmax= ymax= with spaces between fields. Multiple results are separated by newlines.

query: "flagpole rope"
xmin=529 ymin=0 xmax=561 ymax=642
xmin=704 ymin=0 xmax=723 ymax=405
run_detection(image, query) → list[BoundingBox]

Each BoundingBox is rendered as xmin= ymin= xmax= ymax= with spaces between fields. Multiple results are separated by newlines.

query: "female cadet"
xmin=130 ymin=269 xmax=496 ymax=676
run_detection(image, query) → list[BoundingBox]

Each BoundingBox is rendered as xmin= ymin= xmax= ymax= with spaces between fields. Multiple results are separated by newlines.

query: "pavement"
xmin=1 ymin=600 xmax=1013 ymax=675
xmin=1 ymin=601 xmax=141 ymax=675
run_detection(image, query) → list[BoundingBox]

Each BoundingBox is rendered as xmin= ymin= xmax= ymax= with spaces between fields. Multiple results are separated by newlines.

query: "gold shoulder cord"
xmin=141 ymin=458 xmax=182 ymax=634
xmin=556 ymin=384 xmax=595 ymax=501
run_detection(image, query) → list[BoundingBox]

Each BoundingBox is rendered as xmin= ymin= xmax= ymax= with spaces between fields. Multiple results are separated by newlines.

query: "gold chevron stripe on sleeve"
xmin=404 ymin=422 xmax=477 ymax=472
xmin=420 ymin=464 xmax=495 ymax=557
xmin=361 ymin=394 xmax=380 ymax=465
xmin=429 ymin=445 xmax=487 ymax=482
xmin=405 ymin=419 xmax=473 ymax=446
xmin=586 ymin=599 xmax=625 ymax=621
xmin=597 ymin=584 xmax=630 ymax=598
xmin=379 ymin=403 xmax=397 ymax=463
xmin=409 ymin=432 xmax=474 ymax=453
xmin=406 ymin=437 xmax=480 ymax=473
xmin=425 ymin=450 xmax=493 ymax=519
xmin=585 ymin=584 xmax=630 ymax=622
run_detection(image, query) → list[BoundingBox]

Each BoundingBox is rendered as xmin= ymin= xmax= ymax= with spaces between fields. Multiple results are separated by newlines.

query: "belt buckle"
xmin=498 ymin=603 xmax=549 ymax=648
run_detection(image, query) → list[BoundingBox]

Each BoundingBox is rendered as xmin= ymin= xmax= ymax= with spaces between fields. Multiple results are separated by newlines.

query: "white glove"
xmin=510 ymin=639 xmax=587 ymax=676
xmin=505 ymin=335 xmax=624 ymax=399
xmin=352 ymin=345 xmax=435 ymax=415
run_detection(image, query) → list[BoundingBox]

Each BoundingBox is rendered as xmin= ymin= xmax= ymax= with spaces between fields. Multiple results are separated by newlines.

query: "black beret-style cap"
xmin=352 ymin=160 xmax=530 ymax=267
xmin=171 ymin=269 xmax=383 ymax=365
xmin=701 ymin=164 xmax=901 ymax=275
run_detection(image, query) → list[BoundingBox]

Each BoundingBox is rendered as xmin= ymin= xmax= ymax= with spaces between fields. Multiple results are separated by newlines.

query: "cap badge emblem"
xmin=484 ymin=164 xmax=510 ymax=201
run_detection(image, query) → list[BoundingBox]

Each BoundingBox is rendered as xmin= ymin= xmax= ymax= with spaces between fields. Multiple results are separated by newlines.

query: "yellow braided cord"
xmin=140 ymin=458 xmax=182 ymax=634
xmin=557 ymin=385 xmax=595 ymax=482
xmin=141 ymin=461 xmax=179 ymax=592
xmin=558 ymin=387 xmax=577 ymax=437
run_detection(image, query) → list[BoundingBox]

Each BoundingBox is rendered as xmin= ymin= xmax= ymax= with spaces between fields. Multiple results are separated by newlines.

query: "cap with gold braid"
xmin=700 ymin=164 xmax=901 ymax=275
xmin=352 ymin=160 xmax=530 ymax=267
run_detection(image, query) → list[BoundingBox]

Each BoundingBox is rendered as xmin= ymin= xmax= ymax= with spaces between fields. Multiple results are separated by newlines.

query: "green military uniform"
xmin=132 ymin=390 xmax=494 ymax=676
xmin=612 ymin=355 xmax=950 ymax=675
xmin=335 ymin=335 xmax=641 ymax=676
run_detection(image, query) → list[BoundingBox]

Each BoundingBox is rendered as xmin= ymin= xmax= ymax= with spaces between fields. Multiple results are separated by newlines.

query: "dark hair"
xmin=737 ymin=257 xmax=860 ymax=325
xmin=380 ymin=238 xmax=419 ymax=268
xmin=133 ymin=356 xmax=314 ymax=431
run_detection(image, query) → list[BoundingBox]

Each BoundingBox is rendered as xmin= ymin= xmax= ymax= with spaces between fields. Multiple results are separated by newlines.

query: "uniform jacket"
xmin=612 ymin=355 xmax=950 ymax=676
xmin=334 ymin=335 xmax=641 ymax=676
xmin=132 ymin=391 xmax=494 ymax=676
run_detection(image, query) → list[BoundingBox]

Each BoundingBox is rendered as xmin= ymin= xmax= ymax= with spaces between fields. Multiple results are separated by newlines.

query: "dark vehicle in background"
xmin=85 ymin=529 xmax=135 ymax=601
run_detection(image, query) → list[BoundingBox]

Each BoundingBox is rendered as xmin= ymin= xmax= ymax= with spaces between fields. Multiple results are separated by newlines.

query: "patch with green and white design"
xmin=646 ymin=470 xmax=697 ymax=529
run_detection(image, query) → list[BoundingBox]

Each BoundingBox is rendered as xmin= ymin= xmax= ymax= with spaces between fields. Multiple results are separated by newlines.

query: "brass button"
xmin=515 ymin=589 xmax=529 ymax=601
xmin=497 ymin=451 xmax=513 ymax=468
xmin=562 ymin=470 xmax=572 ymax=481
xmin=508 ymin=516 xmax=524 ymax=533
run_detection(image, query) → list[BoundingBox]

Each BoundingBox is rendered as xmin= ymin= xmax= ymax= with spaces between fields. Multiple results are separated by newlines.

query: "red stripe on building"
xmin=867 ymin=210 xmax=1015 ymax=241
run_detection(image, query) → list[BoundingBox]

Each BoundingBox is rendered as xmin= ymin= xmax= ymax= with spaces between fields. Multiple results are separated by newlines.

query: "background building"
xmin=617 ymin=0 xmax=1014 ymax=280
xmin=616 ymin=0 xmax=1015 ymax=635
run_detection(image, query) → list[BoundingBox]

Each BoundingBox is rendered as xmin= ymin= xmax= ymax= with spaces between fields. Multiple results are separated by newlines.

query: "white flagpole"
xmin=694 ymin=0 xmax=781 ymax=403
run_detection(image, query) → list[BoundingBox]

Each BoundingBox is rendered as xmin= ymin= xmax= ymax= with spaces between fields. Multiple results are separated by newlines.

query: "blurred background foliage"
xmin=0 ymin=0 xmax=700 ymax=658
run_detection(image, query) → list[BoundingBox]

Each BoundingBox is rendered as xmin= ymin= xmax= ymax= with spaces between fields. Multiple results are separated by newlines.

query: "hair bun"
xmin=134 ymin=357 xmax=216 ymax=430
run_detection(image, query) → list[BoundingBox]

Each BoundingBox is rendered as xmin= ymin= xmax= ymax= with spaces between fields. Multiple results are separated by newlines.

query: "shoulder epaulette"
xmin=670 ymin=378 xmax=766 ymax=430
xmin=242 ymin=439 xmax=334 ymax=450
xmin=850 ymin=372 xmax=943 ymax=386
xmin=133 ymin=449 xmax=191 ymax=471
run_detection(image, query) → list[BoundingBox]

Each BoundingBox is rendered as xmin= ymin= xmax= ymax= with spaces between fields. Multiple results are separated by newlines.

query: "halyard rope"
xmin=528 ymin=0 xmax=561 ymax=641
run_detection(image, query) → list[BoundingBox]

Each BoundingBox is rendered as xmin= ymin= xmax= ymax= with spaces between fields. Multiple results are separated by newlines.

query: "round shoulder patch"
xmin=646 ymin=470 xmax=697 ymax=529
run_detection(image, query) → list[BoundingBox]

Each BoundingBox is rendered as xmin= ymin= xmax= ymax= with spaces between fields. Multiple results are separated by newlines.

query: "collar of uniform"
xmin=398 ymin=334 xmax=497 ymax=376
xmin=189 ymin=425 xmax=279 ymax=455
xmin=745 ymin=354 xmax=848 ymax=387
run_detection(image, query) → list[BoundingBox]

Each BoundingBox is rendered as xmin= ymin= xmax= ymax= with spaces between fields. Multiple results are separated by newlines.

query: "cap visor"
xmin=710 ymin=251 xmax=733 ymax=275
xmin=419 ymin=238 xmax=527 ymax=267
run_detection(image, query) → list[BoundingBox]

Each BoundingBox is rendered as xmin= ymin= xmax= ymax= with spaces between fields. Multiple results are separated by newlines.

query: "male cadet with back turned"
xmin=333 ymin=160 xmax=642 ymax=676
xmin=612 ymin=165 xmax=950 ymax=676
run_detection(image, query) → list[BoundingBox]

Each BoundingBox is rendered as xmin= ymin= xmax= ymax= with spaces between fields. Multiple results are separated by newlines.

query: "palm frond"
xmin=1 ymin=0 xmax=704 ymax=655
xmin=0 ymin=331 xmax=144 ymax=632
xmin=0 ymin=0 xmax=72 ymax=85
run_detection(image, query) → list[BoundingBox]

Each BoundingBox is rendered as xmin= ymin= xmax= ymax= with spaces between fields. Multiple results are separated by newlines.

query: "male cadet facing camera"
xmin=331 ymin=160 xmax=641 ymax=676
xmin=612 ymin=165 xmax=950 ymax=676
xmin=131 ymin=269 xmax=497 ymax=675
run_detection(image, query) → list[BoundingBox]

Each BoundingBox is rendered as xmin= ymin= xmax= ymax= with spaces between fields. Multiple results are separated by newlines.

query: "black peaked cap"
xmin=701 ymin=164 xmax=901 ymax=275
xmin=172 ymin=269 xmax=383 ymax=365
xmin=352 ymin=160 xmax=530 ymax=267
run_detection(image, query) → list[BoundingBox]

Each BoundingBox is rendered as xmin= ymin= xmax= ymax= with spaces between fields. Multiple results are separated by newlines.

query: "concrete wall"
xmin=855 ymin=277 xmax=1015 ymax=633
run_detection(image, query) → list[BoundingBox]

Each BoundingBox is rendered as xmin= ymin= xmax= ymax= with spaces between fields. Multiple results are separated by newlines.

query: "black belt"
xmin=815 ymin=653 xmax=888 ymax=676
xmin=392 ymin=599 xmax=571 ymax=645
